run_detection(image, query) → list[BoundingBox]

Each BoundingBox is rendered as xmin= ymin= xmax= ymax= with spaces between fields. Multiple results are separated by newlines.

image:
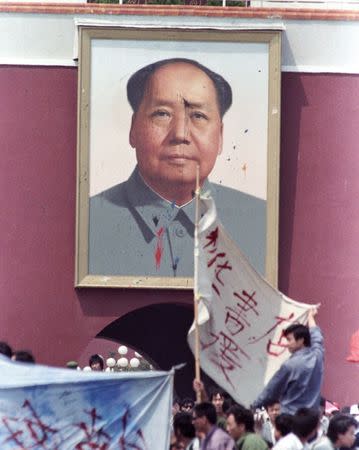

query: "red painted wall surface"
xmin=1 ymin=66 xmax=358 ymax=404
xmin=280 ymin=73 xmax=359 ymax=404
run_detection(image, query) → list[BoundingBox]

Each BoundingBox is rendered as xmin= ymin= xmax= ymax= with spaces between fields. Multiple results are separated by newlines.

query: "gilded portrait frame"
xmin=75 ymin=26 xmax=281 ymax=289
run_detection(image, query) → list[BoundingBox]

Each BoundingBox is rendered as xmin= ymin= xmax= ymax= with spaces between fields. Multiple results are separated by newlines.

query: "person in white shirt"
xmin=273 ymin=413 xmax=293 ymax=443
xmin=312 ymin=413 xmax=357 ymax=450
xmin=273 ymin=408 xmax=319 ymax=450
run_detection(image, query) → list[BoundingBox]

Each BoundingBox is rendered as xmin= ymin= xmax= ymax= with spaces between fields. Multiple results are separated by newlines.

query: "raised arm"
xmin=308 ymin=307 xmax=324 ymax=357
xmin=307 ymin=307 xmax=318 ymax=328
xmin=193 ymin=378 xmax=209 ymax=403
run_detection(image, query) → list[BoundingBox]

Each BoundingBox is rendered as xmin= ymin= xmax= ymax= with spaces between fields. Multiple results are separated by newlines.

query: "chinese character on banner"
xmin=2 ymin=399 xmax=60 ymax=449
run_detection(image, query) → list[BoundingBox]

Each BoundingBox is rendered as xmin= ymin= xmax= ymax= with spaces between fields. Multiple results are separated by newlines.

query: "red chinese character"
xmin=225 ymin=306 xmax=248 ymax=336
xmin=75 ymin=408 xmax=111 ymax=449
xmin=214 ymin=260 xmax=232 ymax=285
xmin=201 ymin=331 xmax=250 ymax=388
xmin=204 ymin=227 xmax=219 ymax=251
xmin=118 ymin=407 xmax=147 ymax=450
xmin=267 ymin=331 xmax=288 ymax=357
xmin=2 ymin=399 xmax=60 ymax=449
xmin=208 ymin=252 xmax=226 ymax=268
xmin=233 ymin=290 xmax=258 ymax=316
xmin=248 ymin=313 xmax=295 ymax=345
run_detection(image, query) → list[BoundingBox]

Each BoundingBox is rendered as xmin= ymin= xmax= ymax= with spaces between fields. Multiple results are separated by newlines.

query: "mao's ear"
xmin=129 ymin=114 xmax=137 ymax=149
xmin=218 ymin=122 xmax=223 ymax=155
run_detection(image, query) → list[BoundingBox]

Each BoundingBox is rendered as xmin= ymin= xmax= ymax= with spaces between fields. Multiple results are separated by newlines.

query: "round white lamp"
xmin=130 ymin=357 xmax=140 ymax=368
xmin=106 ymin=357 xmax=116 ymax=368
xmin=83 ymin=366 xmax=92 ymax=372
xmin=118 ymin=345 xmax=128 ymax=355
xmin=117 ymin=357 xmax=128 ymax=368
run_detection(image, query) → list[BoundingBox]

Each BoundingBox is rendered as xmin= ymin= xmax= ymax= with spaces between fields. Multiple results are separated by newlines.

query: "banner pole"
xmin=194 ymin=164 xmax=201 ymax=403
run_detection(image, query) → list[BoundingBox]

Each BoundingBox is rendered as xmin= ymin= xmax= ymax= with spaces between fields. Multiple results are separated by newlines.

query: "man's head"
xmin=180 ymin=397 xmax=195 ymax=413
xmin=89 ymin=354 xmax=104 ymax=371
xmin=292 ymin=408 xmax=319 ymax=442
xmin=127 ymin=58 xmax=232 ymax=205
xmin=192 ymin=402 xmax=217 ymax=434
xmin=0 ymin=341 xmax=12 ymax=358
xmin=274 ymin=413 xmax=293 ymax=441
xmin=283 ymin=324 xmax=311 ymax=353
xmin=327 ymin=413 xmax=357 ymax=448
xmin=226 ymin=405 xmax=254 ymax=441
xmin=12 ymin=350 xmax=35 ymax=363
xmin=173 ymin=412 xmax=196 ymax=446
xmin=264 ymin=399 xmax=281 ymax=425
xmin=209 ymin=387 xmax=226 ymax=415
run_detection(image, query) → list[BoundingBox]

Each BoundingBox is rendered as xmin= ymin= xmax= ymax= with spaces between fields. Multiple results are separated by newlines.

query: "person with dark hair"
xmin=12 ymin=350 xmax=35 ymax=363
xmin=173 ymin=412 xmax=200 ymax=450
xmin=252 ymin=308 xmax=324 ymax=414
xmin=210 ymin=388 xmax=226 ymax=414
xmin=226 ymin=404 xmax=268 ymax=450
xmin=272 ymin=408 xmax=319 ymax=450
xmin=209 ymin=387 xmax=228 ymax=430
xmin=312 ymin=413 xmax=358 ymax=450
xmin=273 ymin=414 xmax=293 ymax=442
xmin=127 ymin=58 xmax=232 ymax=119
xmin=180 ymin=398 xmax=195 ymax=413
xmin=0 ymin=341 xmax=12 ymax=358
xmin=89 ymin=354 xmax=104 ymax=371
xmin=192 ymin=402 xmax=234 ymax=450
xmin=258 ymin=399 xmax=281 ymax=447
xmin=89 ymin=57 xmax=266 ymax=278
xmin=222 ymin=398 xmax=235 ymax=417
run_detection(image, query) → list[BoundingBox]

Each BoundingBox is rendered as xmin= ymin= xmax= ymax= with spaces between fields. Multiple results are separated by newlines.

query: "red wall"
xmin=1 ymin=66 xmax=358 ymax=404
xmin=280 ymin=73 xmax=359 ymax=404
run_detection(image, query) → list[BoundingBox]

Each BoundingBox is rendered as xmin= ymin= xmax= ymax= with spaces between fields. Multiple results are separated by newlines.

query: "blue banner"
xmin=0 ymin=356 xmax=173 ymax=449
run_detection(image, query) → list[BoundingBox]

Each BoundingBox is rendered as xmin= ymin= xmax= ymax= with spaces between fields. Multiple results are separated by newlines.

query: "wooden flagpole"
xmin=194 ymin=164 xmax=201 ymax=403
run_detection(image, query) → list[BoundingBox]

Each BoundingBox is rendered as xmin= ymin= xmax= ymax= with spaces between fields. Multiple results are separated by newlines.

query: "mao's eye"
xmin=191 ymin=111 xmax=208 ymax=121
xmin=151 ymin=109 xmax=171 ymax=119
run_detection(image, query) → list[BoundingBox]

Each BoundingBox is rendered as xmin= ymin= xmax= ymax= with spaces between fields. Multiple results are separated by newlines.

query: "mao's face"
xmin=129 ymin=62 xmax=223 ymax=203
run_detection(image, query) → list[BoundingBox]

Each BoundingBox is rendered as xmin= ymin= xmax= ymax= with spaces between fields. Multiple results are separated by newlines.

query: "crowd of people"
xmin=1 ymin=308 xmax=358 ymax=450
xmin=168 ymin=309 xmax=358 ymax=450
xmin=0 ymin=341 xmax=35 ymax=363
xmin=170 ymin=389 xmax=359 ymax=450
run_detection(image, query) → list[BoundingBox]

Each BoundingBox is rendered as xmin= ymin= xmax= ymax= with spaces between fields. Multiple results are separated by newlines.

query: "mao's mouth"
xmin=164 ymin=155 xmax=195 ymax=164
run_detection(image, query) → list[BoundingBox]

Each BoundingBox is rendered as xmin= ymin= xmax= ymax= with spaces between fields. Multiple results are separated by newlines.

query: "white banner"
xmin=188 ymin=195 xmax=316 ymax=407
